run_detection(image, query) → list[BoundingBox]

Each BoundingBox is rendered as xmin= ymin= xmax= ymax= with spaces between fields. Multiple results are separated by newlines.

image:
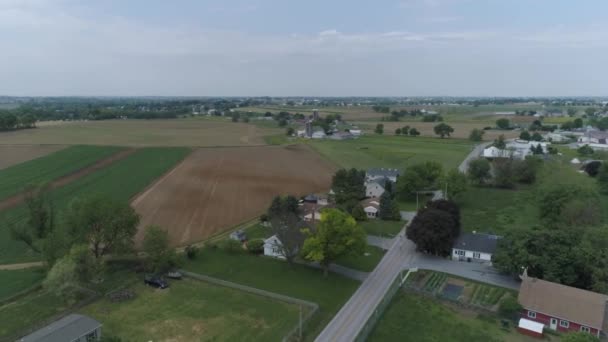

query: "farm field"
xmin=183 ymin=248 xmax=360 ymax=341
xmin=0 ymin=268 xmax=45 ymax=302
xmin=81 ymin=279 xmax=301 ymax=342
xmin=368 ymin=292 xmax=538 ymax=342
xmin=0 ymin=145 xmax=124 ymax=203
xmin=0 ymin=147 xmax=190 ymax=264
xmin=0 ymin=145 xmax=66 ymax=170
xmin=0 ymin=118 xmax=282 ymax=147
xmin=132 ymin=144 xmax=335 ymax=247
xmin=309 ymin=135 xmax=472 ymax=171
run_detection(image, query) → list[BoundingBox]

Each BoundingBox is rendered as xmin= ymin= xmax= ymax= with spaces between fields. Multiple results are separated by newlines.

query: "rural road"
xmin=458 ymin=142 xmax=491 ymax=173
xmin=0 ymin=261 xmax=43 ymax=270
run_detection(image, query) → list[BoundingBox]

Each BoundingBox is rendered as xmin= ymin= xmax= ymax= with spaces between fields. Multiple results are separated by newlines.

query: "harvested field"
xmin=0 ymin=145 xmax=66 ymax=170
xmin=0 ymin=118 xmax=282 ymax=147
xmin=132 ymin=145 xmax=336 ymax=246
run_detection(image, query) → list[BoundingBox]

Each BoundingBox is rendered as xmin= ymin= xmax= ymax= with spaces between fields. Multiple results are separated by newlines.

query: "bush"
xmin=498 ymin=295 xmax=522 ymax=321
xmin=247 ymin=238 xmax=265 ymax=254
xmin=185 ymin=245 xmax=199 ymax=260
xmin=219 ymin=239 xmax=243 ymax=253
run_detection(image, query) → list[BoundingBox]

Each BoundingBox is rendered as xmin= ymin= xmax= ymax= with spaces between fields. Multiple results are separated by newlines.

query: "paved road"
xmin=458 ymin=142 xmax=491 ymax=173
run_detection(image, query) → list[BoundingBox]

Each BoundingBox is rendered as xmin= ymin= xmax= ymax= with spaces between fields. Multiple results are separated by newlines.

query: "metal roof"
xmin=366 ymin=168 xmax=400 ymax=178
xmin=18 ymin=314 xmax=101 ymax=342
xmin=452 ymin=232 xmax=501 ymax=254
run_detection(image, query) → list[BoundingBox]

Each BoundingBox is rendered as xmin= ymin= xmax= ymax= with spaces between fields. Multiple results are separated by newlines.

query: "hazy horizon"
xmin=2 ymin=0 xmax=608 ymax=97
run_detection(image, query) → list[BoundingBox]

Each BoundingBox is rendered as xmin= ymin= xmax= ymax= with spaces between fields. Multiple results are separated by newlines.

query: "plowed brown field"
xmin=132 ymin=145 xmax=336 ymax=246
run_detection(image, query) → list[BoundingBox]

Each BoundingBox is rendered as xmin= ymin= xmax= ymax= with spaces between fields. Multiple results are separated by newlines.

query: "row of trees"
xmin=396 ymin=162 xmax=467 ymax=200
xmin=394 ymin=126 xmax=421 ymax=136
xmin=0 ymin=112 xmax=36 ymax=131
xmin=468 ymin=157 xmax=542 ymax=188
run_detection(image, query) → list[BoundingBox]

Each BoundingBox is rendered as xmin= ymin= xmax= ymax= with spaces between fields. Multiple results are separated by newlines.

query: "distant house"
xmin=296 ymin=129 xmax=306 ymax=137
xmin=329 ymin=132 xmax=354 ymax=140
xmin=263 ymin=235 xmax=285 ymax=259
xmin=570 ymin=158 xmax=581 ymax=164
xmin=366 ymin=168 xmax=400 ymax=183
xmin=19 ymin=314 xmax=102 ymax=342
xmin=349 ymin=129 xmax=362 ymax=136
xmin=482 ymin=146 xmax=512 ymax=159
xmin=578 ymin=131 xmax=608 ymax=145
xmin=311 ymin=131 xmax=326 ymax=139
xmin=365 ymin=178 xmax=387 ymax=198
xmin=452 ymin=232 xmax=501 ymax=265
xmin=361 ymin=199 xmax=380 ymax=219
xmin=229 ymin=230 xmax=247 ymax=242
xmin=518 ymin=275 xmax=608 ymax=338
xmin=543 ymin=132 xmax=569 ymax=143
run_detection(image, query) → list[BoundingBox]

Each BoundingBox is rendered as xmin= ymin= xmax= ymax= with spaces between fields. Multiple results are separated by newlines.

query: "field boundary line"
xmin=130 ymin=148 xmax=193 ymax=206
xmin=181 ymin=270 xmax=319 ymax=342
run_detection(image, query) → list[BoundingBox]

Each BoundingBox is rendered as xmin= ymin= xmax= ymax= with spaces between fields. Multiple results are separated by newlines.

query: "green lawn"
xmin=309 ymin=135 xmax=472 ymax=171
xmin=0 ymin=268 xmax=45 ymax=302
xmin=0 ymin=145 xmax=122 ymax=200
xmin=335 ymin=245 xmax=385 ymax=272
xmin=81 ymin=279 xmax=300 ymax=342
xmin=0 ymin=147 xmax=191 ymax=264
xmin=245 ymin=223 xmax=272 ymax=240
xmin=368 ymin=292 xmax=532 ymax=342
xmin=359 ymin=220 xmax=404 ymax=238
xmin=182 ymin=248 xmax=360 ymax=341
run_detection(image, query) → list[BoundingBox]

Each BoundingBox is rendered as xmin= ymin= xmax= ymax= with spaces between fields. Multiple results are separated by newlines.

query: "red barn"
xmin=518 ymin=276 xmax=608 ymax=338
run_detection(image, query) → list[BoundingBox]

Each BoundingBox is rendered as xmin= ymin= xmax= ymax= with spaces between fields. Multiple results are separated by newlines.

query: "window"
xmin=580 ymin=326 xmax=590 ymax=333
xmin=473 ymin=252 xmax=481 ymax=259
xmin=86 ymin=330 xmax=98 ymax=342
xmin=559 ymin=320 xmax=569 ymax=328
xmin=527 ymin=311 xmax=536 ymax=319
xmin=455 ymin=250 xmax=465 ymax=256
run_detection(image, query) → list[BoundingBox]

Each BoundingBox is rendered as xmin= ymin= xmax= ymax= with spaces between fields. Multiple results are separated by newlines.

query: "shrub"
xmin=219 ymin=239 xmax=243 ymax=253
xmin=247 ymin=238 xmax=265 ymax=254
xmin=185 ymin=245 xmax=199 ymax=260
xmin=498 ymin=295 xmax=522 ymax=321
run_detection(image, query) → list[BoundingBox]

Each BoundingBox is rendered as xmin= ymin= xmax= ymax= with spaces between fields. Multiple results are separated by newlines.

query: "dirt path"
xmin=0 ymin=261 xmax=43 ymax=270
xmin=0 ymin=148 xmax=137 ymax=212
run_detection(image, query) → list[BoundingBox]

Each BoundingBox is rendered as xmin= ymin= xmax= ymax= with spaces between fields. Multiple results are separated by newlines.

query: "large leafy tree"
xmin=538 ymin=185 xmax=599 ymax=226
xmin=331 ymin=168 xmax=365 ymax=212
xmin=378 ymin=191 xmax=401 ymax=221
xmin=396 ymin=161 xmax=443 ymax=200
xmin=65 ymin=196 xmax=140 ymax=261
xmin=493 ymin=159 xmax=516 ymax=189
xmin=468 ymin=128 xmax=485 ymax=142
xmin=433 ymin=123 xmax=454 ymax=138
xmin=597 ymin=163 xmax=608 ymax=194
xmin=267 ymin=196 xmax=305 ymax=264
xmin=496 ymin=118 xmax=510 ymax=130
xmin=143 ymin=225 xmax=178 ymax=273
xmin=441 ymin=169 xmax=468 ymax=199
xmin=9 ymin=184 xmax=55 ymax=254
xmin=406 ymin=208 xmax=457 ymax=257
xmin=467 ymin=158 xmax=491 ymax=185
xmin=301 ymin=209 xmax=366 ymax=276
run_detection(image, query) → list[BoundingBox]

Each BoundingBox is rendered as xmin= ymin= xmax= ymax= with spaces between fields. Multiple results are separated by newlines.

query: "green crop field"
xmin=0 ymin=147 xmax=191 ymax=264
xmin=0 ymin=268 xmax=45 ymax=302
xmin=368 ymin=292 xmax=533 ymax=342
xmin=183 ymin=248 xmax=360 ymax=341
xmin=309 ymin=135 xmax=472 ymax=171
xmin=81 ymin=279 xmax=300 ymax=341
xmin=0 ymin=145 xmax=122 ymax=200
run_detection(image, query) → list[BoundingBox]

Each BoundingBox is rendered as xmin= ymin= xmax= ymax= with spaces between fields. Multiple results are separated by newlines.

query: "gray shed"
xmin=18 ymin=314 xmax=102 ymax=342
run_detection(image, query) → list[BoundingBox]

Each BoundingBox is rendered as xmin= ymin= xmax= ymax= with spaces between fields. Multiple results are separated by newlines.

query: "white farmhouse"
xmin=366 ymin=168 xmax=400 ymax=183
xmin=263 ymin=235 xmax=285 ymax=259
xmin=482 ymin=146 xmax=512 ymax=159
xmin=363 ymin=200 xmax=380 ymax=219
xmin=365 ymin=178 xmax=387 ymax=198
xmin=311 ymin=131 xmax=326 ymax=139
xmin=452 ymin=232 xmax=501 ymax=265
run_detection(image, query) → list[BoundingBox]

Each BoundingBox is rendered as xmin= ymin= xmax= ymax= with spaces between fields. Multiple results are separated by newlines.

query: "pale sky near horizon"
xmin=1 ymin=0 xmax=607 ymax=97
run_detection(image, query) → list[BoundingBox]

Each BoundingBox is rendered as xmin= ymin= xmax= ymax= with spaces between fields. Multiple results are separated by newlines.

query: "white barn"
xmin=263 ymin=235 xmax=285 ymax=259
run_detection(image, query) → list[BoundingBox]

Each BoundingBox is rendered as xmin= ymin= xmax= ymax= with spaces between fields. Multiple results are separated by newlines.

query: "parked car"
xmin=166 ymin=270 xmax=182 ymax=280
xmin=144 ymin=275 xmax=169 ymax=289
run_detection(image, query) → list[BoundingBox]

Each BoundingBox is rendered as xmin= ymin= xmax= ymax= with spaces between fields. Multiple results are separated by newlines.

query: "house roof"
xmin=19 ymin=314 xmax=101 ymax=342
xmin=367 ymin=177 xmax=387 ymax=188
xmin=367 ymin=168 xmax=400 ymax=178
xmin=518 ymin=276 xmax=608 ymax=329
xmin=452 ymin=232 xmax=501 ymax=254
xmin=587 ymin=131 xmax=608 ymax=140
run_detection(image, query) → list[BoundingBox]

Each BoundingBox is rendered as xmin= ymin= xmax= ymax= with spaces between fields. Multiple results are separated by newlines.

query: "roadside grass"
xmin=397 ymin=194 xmax=433 ymax=211
xmin=182 ymin=248 xmax=360 ymax=341
xmin=0 ymin=145 xmax=122 ymax=201
xmin=263 ymin=134 xmax=290 ymax=145
xmin=0 ymin=147 xmax=191 ymax=264
xmin=309 ymin=135 xmax=472 ymax=171
xmin=81 ymin=279 xmax=300 ymax=342
xmin=359 ymin=220 xmax=404 ymax=238
xmin=368 ymin=292 xmax=533 ymax=342
xmin=0 ymin=268 xmax=45 ymax=302
xmin=334 ymin=245 xmax=386 ymax=272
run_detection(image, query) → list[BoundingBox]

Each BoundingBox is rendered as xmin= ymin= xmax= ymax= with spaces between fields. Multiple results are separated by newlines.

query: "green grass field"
xmin=368 ymin=292 xmax=532 ymax=342
xmin=0 ymin=268 xmax=45 ymax=302
xmin=81 ymin=279 xmax=300 ymax=342
xmin=334 ymin=245 xmax=385 ymax=272
xmin=183 ymin=248 xmax=360 ymax=341
xmin=309 ymin=135 xmax=472 ymax=171
xmin=359 ymin=220 xmax=404 ymax=238
xmin=0 ymin=147 xmax=191 ymax=264
xmin=0 ymin=145 xmax=122 ymax=200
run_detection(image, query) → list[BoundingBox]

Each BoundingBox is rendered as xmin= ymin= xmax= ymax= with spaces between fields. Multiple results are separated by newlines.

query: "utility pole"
xmin=299 ymin=305 xmax=303 ymax=340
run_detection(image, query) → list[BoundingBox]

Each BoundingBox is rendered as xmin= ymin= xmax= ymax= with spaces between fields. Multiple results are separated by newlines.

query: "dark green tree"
xmin=406 ymin=208 xmax=457 ymax=256
xmin=494 ymin=134 xmax=507 ymax=149
xmin=468 ymin=128 xmax=485 ymax=142
xmin=496 ymin=118 xmax=510 ymax=129
xmin=375 ymin=124 xmax=384 ymax=134
xmin=433 ymin=123 xmax=454 ymax=138
xmin=467 ymin=158 xmax=491 ymax=185
xmin=519 ymin=130 xmax=531 ymax=141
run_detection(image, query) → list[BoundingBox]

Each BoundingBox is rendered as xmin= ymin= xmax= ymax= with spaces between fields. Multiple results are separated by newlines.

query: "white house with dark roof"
xmin=366 ymin=168 xmax=400 ymax=183
xmin=452 ymin=232 xmax=501 ymax=265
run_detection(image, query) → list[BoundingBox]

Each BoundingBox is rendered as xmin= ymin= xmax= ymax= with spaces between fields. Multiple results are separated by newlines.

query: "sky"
xmin=1 ymin=0 xmax=607 ymax=97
